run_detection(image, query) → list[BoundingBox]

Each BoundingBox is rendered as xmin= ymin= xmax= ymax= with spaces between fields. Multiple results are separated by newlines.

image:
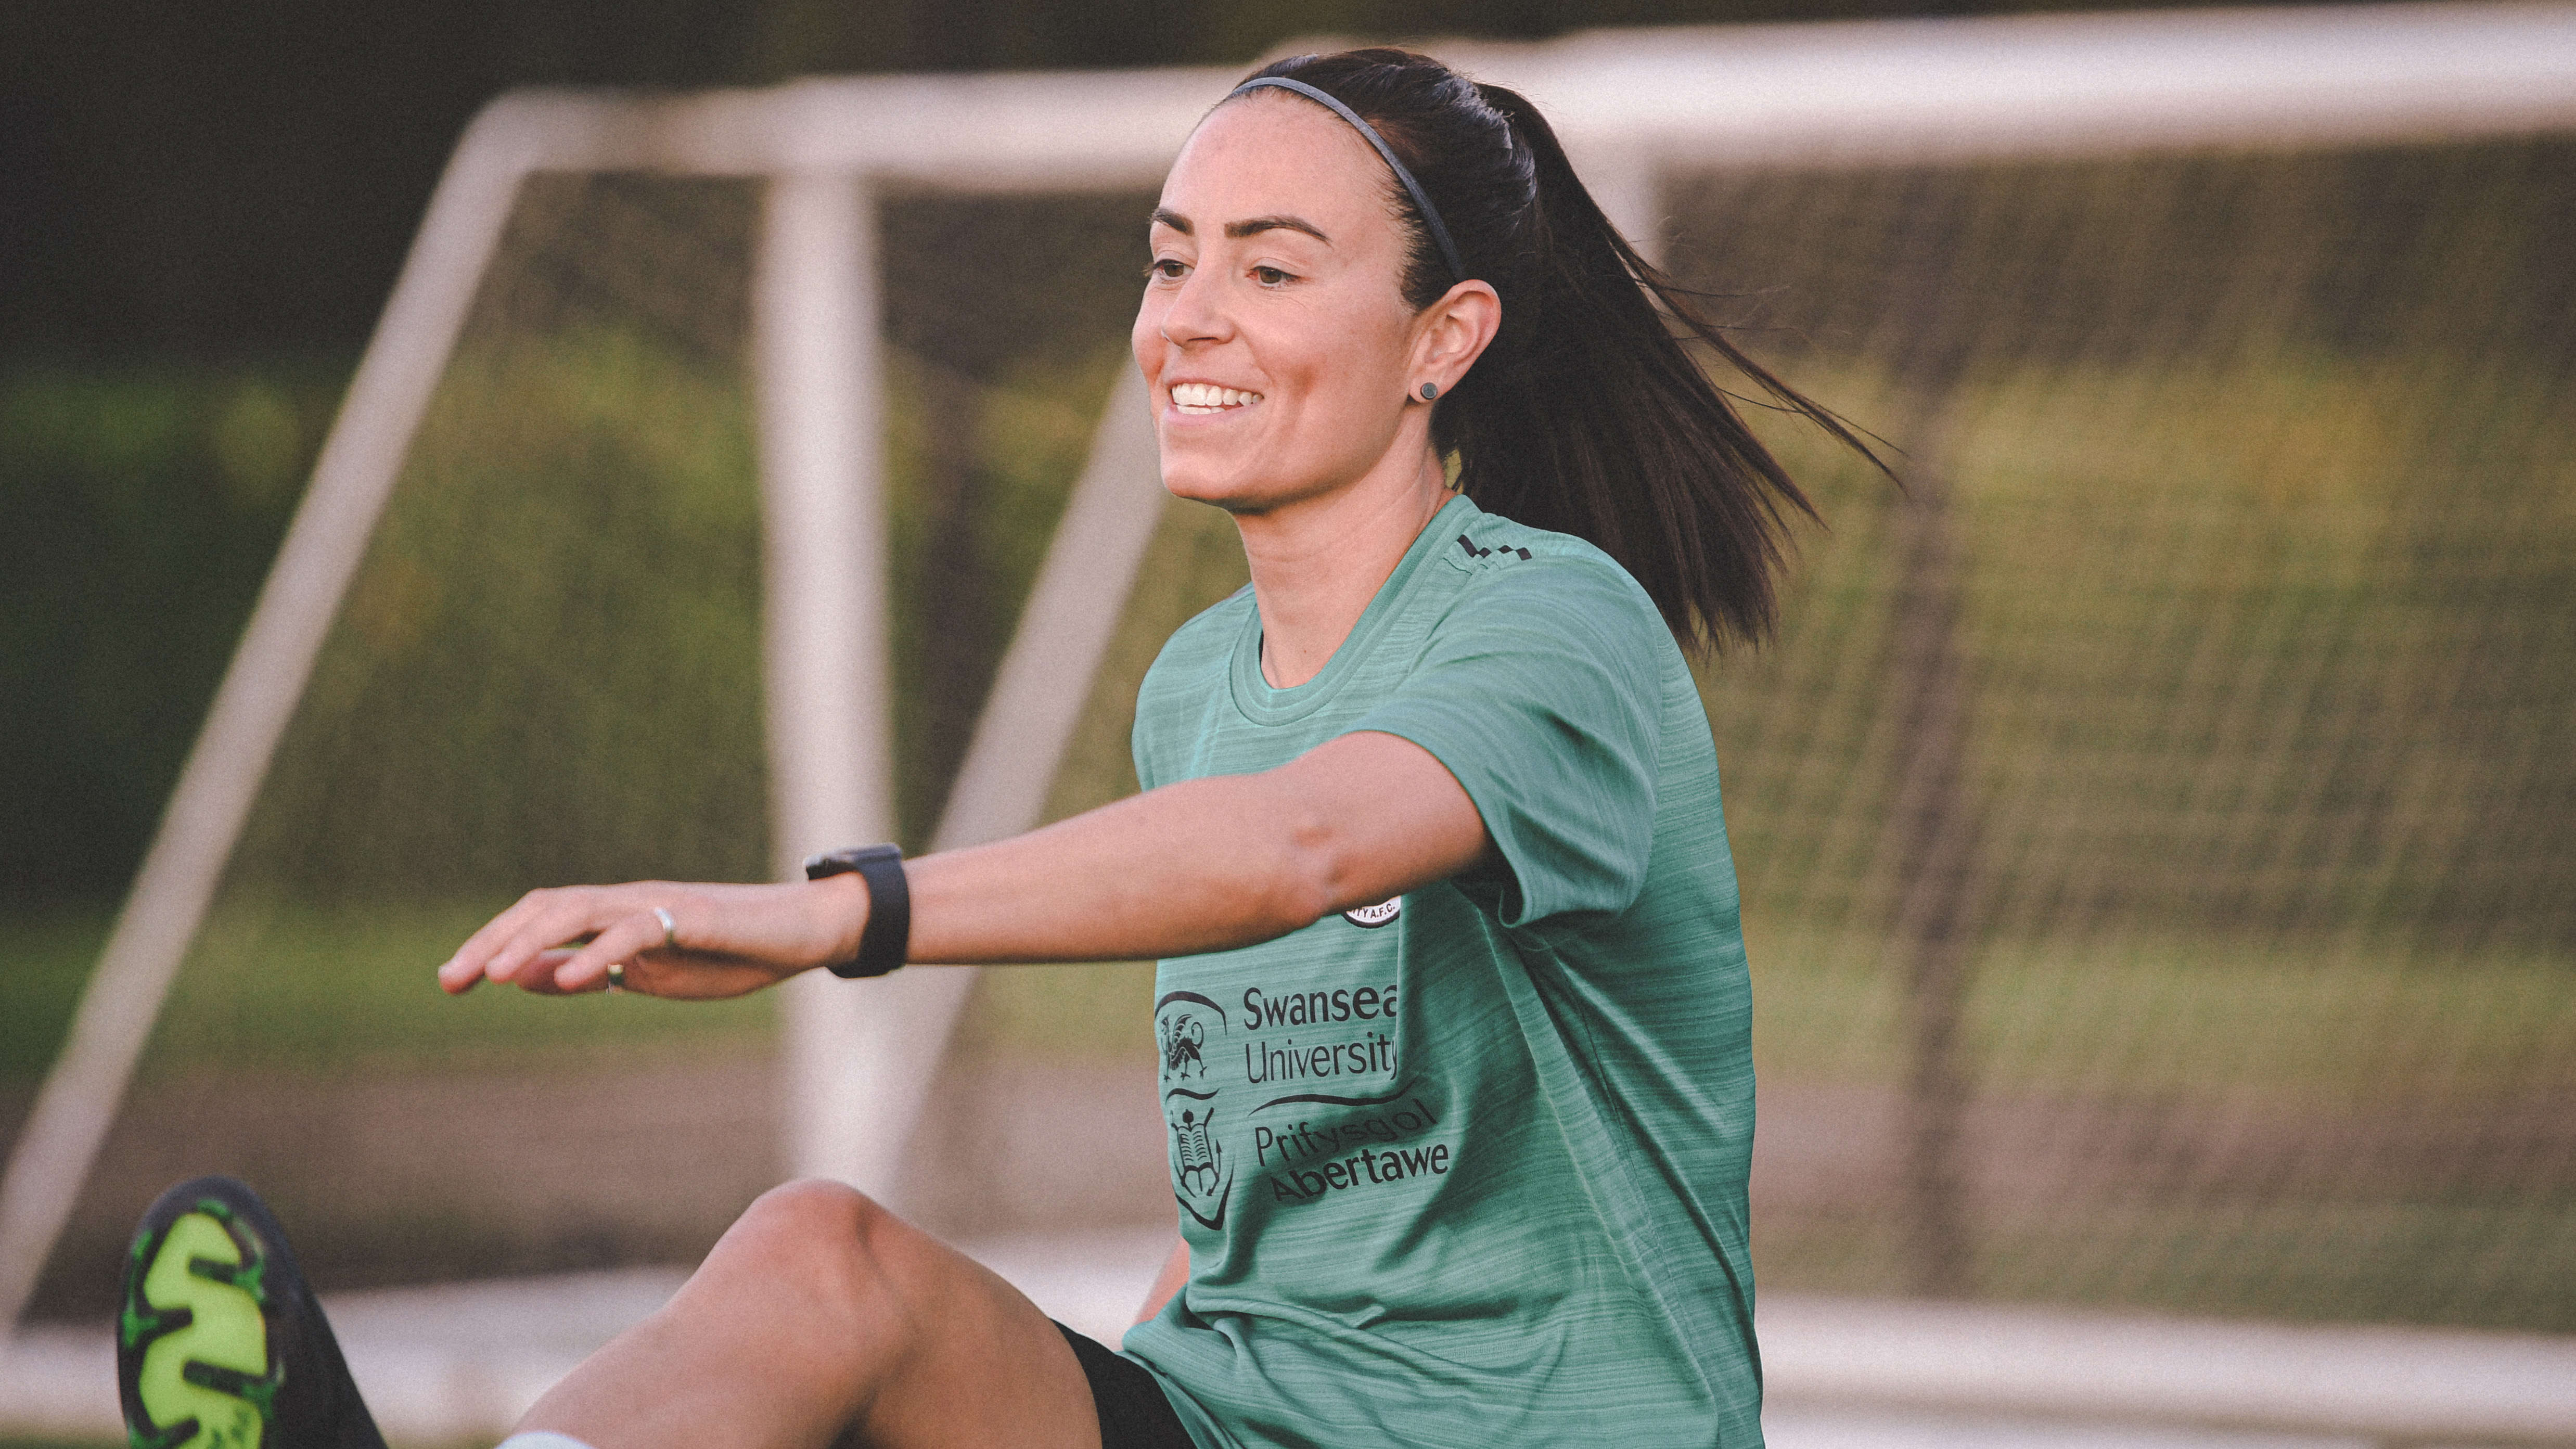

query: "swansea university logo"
xmin=1157 ymin=991 xmax=1234 ymax=1230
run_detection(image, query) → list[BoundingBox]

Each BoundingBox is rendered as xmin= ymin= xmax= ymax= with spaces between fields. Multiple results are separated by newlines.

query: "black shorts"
xmin=1055 ymin=1321 xmax=1196 ymax=1449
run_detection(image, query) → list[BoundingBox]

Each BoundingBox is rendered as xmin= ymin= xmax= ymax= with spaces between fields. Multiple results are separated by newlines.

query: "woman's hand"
xmin=436 ymin=876 xmax=868 ymax=999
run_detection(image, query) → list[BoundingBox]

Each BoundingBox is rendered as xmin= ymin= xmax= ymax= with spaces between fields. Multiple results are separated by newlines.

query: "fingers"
xmin=438 ymin=886 xmax=663 ymax=995
xmin=438 ymin=887 xmax=568 ymax=993
xmin=505 ymin=947 xmax=589 ymax=995
xmin=548 ymin=909 xmax=664 ymax=993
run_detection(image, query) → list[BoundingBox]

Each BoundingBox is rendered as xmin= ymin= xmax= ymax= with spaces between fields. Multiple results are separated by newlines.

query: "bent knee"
xmin=714 ymin=1182 xmax=882 ymax=1296
xmin=713 ymin=1180 xmax=945 ymax=1322
xmin=739 ymin=1177 xmax=884 ymax=1240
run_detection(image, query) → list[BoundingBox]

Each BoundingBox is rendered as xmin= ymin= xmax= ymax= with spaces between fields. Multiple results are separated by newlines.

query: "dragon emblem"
xmin=1160 ymin=1014 xmax=1207 ymax=1079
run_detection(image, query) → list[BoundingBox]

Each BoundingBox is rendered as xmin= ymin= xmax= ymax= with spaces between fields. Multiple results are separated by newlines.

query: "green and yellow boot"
xmin=116 ymin=1176 xmax=387 ymax=1449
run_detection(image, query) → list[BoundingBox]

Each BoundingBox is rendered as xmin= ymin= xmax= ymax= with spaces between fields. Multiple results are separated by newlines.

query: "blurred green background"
xmin=0 ymin=0 xmax=2388 ymax=906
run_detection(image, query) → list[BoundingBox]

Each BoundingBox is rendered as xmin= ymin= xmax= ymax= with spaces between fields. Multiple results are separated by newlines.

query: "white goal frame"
xmin=6 ymin=0 xmax=2575 ymax=1343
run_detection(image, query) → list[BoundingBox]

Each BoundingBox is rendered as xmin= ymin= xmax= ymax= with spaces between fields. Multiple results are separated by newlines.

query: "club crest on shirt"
xmin=1157 ymin=990 xmax=1234 ymax=1230
xmin=1342 ymin=896 xmax=1402 ymax=928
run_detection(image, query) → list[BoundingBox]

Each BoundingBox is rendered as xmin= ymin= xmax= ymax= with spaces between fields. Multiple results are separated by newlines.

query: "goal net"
xmin=7 ymin=0 xmax=2573 ymax=1362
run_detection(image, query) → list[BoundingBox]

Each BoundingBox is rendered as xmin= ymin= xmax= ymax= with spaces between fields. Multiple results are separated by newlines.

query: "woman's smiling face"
xmin=1134 ymin=93 xmax=1429 ymax=516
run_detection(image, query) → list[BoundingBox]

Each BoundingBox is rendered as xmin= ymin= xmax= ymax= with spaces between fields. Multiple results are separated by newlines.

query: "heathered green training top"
xmin=1119 ymin=494 xmax=1763 ymax=1448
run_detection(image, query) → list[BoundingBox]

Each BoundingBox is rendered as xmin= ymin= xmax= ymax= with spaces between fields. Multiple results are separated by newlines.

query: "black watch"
xmin=803 ymin=844 xmax=910 ymax=979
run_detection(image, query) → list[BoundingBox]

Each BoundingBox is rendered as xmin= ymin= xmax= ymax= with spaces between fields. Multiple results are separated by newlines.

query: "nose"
xmin=1156 ymin=262 xmax=1232 ymax=349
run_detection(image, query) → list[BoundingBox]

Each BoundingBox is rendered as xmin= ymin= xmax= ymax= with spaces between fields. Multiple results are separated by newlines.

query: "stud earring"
xmin=1418 ymin=382 xmax=1439 ymax=401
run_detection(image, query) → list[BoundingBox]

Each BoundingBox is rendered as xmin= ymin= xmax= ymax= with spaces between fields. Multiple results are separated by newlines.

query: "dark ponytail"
xmin=1237 ymin=50 xmax=1884 ymax=653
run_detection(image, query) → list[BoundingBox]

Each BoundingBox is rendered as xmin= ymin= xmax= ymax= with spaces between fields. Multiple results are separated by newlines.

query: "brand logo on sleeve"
xmin=1341 ymin=896 xmax=1402 ymax=928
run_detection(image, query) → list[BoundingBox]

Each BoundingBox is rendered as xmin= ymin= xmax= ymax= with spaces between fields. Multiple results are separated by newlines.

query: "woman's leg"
xmin=514 ymin=1180 xmax=1102 ymax=1449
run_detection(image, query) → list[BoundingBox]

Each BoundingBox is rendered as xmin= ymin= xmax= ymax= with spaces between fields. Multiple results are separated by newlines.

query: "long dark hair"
xmin=1234 ymin=49 xmax=1883 ymax=653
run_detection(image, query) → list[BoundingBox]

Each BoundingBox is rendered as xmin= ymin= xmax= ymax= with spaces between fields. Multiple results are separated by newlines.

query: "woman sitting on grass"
xmin=119 ymin=46 xmax=1873 ymax=1449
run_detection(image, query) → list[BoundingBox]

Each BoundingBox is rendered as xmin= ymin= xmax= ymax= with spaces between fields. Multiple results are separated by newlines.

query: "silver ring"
xmin=606 ymin=959 xmax=627 ymax=993
xmin=652 ymin=906 xmax=677 ymax=952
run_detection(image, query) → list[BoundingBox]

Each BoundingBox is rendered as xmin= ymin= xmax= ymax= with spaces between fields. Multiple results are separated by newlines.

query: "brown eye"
xmin=1253 ymin=266 xmax=1290 ymax=286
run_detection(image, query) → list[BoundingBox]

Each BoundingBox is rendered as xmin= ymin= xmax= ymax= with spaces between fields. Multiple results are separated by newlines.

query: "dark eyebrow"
xmin=1225 ymin=215 xmax=1329 ymax=243
xmin=1148 ymin=207 xmax=1330 ymax=246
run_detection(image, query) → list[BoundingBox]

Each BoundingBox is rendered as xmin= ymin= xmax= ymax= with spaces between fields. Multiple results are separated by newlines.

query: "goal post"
xmin=0 ymin=67 xmax=1245 ymax=1335
xmin=5 ymin=0 xmax=2574 ymax=1349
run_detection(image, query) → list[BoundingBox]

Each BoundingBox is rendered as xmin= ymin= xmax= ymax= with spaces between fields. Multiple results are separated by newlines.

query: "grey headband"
xmin=1228 ymin=75 xmax=1468 ymax=286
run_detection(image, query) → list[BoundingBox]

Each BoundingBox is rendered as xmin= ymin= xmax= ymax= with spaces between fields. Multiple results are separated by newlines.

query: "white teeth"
xmin=1171 ymin=382 xmax=1262 ymax=414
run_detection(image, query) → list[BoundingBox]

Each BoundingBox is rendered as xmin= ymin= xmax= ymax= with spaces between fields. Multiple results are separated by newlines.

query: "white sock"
xmin=496 ymin=1434 xmax=599 ymax=1449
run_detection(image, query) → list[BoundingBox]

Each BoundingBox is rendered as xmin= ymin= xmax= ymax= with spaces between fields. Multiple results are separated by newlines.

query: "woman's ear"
xmin=1412 ymin=280 xmax=1502 ymax=396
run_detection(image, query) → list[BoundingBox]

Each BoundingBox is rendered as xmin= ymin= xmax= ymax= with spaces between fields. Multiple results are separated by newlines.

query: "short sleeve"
xmin=1353 ymin=557 xmax=1664 ymax=929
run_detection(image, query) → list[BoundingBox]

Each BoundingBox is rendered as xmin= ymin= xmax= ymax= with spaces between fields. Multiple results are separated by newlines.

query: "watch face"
xmin=804 ymin=849 xmax=860 ymax=879
xmin=804 ymin=844 xmax=897 ymax=880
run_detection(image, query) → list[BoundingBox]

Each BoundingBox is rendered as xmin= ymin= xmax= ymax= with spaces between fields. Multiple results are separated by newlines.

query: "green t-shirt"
xmin=1120 ymin=494 xmax=1762 ymax=1448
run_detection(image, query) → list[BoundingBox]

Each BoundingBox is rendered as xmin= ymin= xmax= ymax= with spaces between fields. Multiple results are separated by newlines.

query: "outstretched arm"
xmin=437 ymin=728 xmax=1485 ymax=997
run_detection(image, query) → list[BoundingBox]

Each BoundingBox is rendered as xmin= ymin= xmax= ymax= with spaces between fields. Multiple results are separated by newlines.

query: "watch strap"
xmin=802 ymin=844 xmax=909 ymax=979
